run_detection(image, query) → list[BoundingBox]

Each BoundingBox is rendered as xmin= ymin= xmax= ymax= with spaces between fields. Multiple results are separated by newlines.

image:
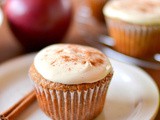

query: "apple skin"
xmin=4 ymin=0 xmax=72 ymax=52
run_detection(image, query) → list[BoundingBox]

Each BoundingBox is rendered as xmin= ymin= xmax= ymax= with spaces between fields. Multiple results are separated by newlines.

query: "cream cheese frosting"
xmin=103 ymin=0 xmax=160 ymax=25
xmin=34 ymin=44 xmax=112 ymax=84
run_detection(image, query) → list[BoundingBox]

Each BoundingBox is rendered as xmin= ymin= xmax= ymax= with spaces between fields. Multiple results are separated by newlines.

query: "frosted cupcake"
xmin=103 ymin=0 xmax=160 ymax=58
xmin=29 ymin=44 xmax=113 ymax=120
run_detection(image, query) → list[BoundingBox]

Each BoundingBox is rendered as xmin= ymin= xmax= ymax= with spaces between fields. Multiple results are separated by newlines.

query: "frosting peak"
xmin=103 ymin=0 xmax=160 ymax=25
xmin=34 ymin=44 xmax=112 ymax=84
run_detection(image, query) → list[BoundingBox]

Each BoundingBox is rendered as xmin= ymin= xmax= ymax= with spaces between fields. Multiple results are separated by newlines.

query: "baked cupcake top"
xmin=103 ymin=0 xmax=160 ymax=25
xmin=34 ymin=44 xmax=112 ymax=84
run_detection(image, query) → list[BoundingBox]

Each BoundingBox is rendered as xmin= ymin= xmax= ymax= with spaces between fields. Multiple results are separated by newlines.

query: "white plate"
xmin=0 ymin=53 xmax=159 ymax=120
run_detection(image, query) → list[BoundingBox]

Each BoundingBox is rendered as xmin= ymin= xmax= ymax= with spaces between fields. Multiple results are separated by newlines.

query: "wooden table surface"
xmin=0 ymin=1 xmax=159 ymax=119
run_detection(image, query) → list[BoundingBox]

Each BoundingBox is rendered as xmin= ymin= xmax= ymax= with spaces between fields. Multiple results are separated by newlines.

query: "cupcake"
xmin=86 ymin=0 xmax=108 ymax=23
xmin=103 ymin=0 xmax=160 ymax=58
xmin=29 ymin=44 xmax=113 ymax=120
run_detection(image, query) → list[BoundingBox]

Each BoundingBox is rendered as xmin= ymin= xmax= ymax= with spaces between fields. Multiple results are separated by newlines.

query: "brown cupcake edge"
xmin=29 ymin=64 xmax=113 ymax=91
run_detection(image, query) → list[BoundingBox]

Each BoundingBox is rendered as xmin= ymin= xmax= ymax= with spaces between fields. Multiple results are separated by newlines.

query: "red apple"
xmin=4 ymin=0 xmax=72 ymax=52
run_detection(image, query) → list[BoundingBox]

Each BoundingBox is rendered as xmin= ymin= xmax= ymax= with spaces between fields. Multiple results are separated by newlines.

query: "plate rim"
xmin=110 ymin=58 xmax=160 ymax=120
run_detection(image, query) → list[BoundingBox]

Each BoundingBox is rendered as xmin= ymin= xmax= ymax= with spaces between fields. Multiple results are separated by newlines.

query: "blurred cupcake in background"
xmin=29 ymin=44 xmax=113 ymax=120
xmin=103 ymin=0 xmax=160 ymax=58
xmin=87 ymin=0 xmax=108 ymax=23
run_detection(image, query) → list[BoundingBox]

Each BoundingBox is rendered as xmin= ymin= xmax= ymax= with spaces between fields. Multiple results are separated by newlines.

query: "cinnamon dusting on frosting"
xmin=91 ymin=58 xmax=104 ymax=66
xmin=61 ymin=55 xmax=78 ymax=63
xmin=55 ymin=49 xmax=64 ymax=53
xmin=34 ymin=44 xmax=112 ymax=84
xmin=41 ymin=44 xmax=106 ymax=67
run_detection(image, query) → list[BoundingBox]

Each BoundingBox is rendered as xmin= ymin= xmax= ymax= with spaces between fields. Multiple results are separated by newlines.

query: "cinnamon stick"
xmin=0 ymin=90 xmax=36 ymax=120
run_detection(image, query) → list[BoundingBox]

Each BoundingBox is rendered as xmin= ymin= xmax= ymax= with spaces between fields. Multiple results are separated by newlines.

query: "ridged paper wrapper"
xmin=106 ymin=18 xmax=160 ymax=58
xmin=32 ymin=76 xmax=111 ymax=120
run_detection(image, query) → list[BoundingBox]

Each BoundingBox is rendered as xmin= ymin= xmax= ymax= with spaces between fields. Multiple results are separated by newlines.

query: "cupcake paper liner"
xmin=106 ymin=18 xmax=160 ymax=58
xmin=33 ymin=79 xmax=110 ymax=120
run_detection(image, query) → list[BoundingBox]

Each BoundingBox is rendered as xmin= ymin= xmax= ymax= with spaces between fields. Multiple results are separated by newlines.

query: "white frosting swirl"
xmin=34 ymin=44 xmax=112 ymax=84
xmin=103 ymin=0 xmax=160 ymax=25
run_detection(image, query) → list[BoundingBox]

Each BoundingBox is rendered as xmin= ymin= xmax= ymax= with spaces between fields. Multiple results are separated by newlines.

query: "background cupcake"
xmin=29 ymin=44 xmax=113 ymax=120
xmin=103 ymin=0 xmax=160 ymax=58
xmin=86 ymin=0 xmax=108 ymax=23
